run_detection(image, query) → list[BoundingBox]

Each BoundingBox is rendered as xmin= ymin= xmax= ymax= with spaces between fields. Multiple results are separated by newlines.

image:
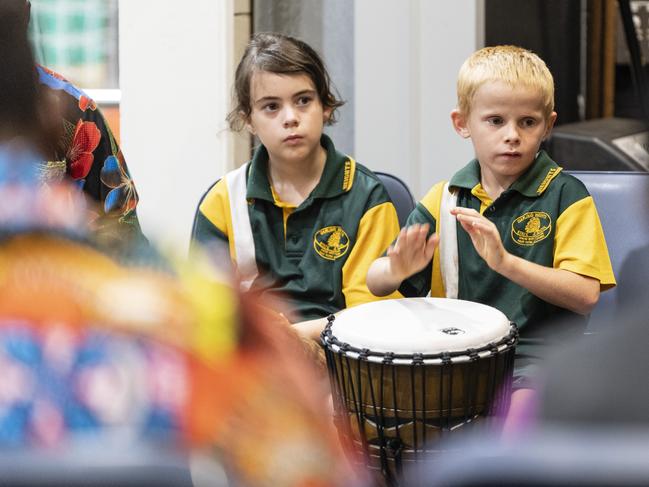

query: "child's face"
xmin=246 ymin=71 xmax=331 ymax=166
xmin=452 ymin=80 xmax=557 ymax=187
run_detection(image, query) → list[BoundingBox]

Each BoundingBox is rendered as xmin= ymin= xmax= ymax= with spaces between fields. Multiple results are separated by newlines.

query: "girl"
xmin=192 ymin=33 xmax=400 ymax=338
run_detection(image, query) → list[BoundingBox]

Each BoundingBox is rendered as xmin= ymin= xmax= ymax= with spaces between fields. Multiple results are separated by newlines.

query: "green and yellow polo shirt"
xmin=400 ymin=151 xmax=616 ymax=357
xmin=193 ymin=135 xmax=400 ymax=321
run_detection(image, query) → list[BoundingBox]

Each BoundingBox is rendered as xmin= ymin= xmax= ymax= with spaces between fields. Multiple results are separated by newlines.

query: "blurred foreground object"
xmin=0 ymin=151 xmax=364 ymax=487
xmin=422 ymin=427 xmax=649 ymax=486
xmin=422 ymin=309 xmax=649 ymax=486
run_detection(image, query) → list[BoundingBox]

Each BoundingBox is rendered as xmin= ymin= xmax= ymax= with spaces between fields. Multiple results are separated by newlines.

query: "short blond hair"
xmin=456 ymin=45 xmax=555 ymax=118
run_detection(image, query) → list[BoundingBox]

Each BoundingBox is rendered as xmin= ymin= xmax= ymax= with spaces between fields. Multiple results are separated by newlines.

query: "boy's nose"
xmin=504 ymin=124 xmax=520 ymax=144
xmin=283 ymin=107 xmax=299 ymax=128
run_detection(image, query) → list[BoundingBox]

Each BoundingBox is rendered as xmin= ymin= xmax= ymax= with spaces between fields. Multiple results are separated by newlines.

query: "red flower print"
xmin=68 ymin=121 xmax=101 ymax=180
xmin=79 ymin=95 xmax=97 ymax=112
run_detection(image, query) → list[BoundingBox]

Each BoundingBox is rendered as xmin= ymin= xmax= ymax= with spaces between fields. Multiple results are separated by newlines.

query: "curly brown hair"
xmin=227 ymin=33 xmax=344 ymax=131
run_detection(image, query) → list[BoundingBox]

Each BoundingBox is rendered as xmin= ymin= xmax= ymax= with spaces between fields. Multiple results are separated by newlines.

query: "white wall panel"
xmin=355 ymin=0 xmax=482 ymax=198
xmin=119 ymin=0 xmax=234 ymax=251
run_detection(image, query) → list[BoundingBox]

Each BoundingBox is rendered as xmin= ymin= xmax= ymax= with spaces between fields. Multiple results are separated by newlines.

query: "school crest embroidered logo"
xmin=314 ymin=226 xmax=350 ymax=260
xmin=511 ymin=211 xmax=552 ymax=246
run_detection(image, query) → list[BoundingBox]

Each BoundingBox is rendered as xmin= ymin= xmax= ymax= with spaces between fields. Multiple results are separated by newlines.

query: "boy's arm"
xmin=292 ymin=316 xmax=330 ymax=341
xmin=451 ymin=207 xmax=600 ymax=315
xmin=498 ymin=254 xmax=600 ymax=315
xmin=367 ymin=224 xmax=439 ymax=297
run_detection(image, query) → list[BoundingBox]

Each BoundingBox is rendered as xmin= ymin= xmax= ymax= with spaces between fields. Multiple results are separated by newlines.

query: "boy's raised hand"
xmin=387 ymin=223 xmax=439 ymax=281
xmin=451 ymin=207 xmax=508 ymax=271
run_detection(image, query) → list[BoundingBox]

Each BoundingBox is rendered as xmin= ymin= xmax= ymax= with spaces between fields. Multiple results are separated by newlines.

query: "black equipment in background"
xmin=546 ymin=117 xmax=649 ymax=171
xmin=547 ymin=0 xmax=649 ymax=172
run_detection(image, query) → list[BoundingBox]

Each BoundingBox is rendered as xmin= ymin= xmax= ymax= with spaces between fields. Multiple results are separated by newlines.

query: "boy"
xmin=367 ymin=45 xmax=616 ymax=418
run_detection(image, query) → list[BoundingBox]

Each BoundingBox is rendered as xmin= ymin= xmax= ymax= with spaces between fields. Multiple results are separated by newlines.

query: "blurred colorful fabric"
xmin=0 ymin=324 xmax=187 ymax=447
xmin=0 ymin=144 xmax=364 ymax=486
xmin=0 ymin=142 xmax=87 ymax=236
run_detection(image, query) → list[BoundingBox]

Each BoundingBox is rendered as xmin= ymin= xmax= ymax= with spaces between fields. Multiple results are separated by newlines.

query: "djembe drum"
xmin=322 ymin=298 xmax=518 ymax=486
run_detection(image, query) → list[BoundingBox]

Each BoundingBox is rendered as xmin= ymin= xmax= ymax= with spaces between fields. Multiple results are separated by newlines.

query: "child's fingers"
xmin=450 ymin=207 xmax=481 ymax=218
xmin=455 ymin=212 xmax=487 ymax=229
xmin=398 ymin=224 xmax=428 ymax=250
xmin=405 ymin=224 xmax=424 ymax=246
xmin=392 ymin=227 xmax=408 ymax=251
xmin=424 ymin=233 xmax=439 ymax=260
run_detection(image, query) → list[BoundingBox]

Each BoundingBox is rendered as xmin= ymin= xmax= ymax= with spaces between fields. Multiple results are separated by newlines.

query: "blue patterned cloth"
xmin=0 ymin=323 xmax=187 ymax=447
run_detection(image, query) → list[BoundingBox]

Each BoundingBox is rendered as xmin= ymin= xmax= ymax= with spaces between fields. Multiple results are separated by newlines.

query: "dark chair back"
xmin=423 ymin=427 xmax=649 ymax=486
xmin=375 ymin=171 xmax=417 ymax=227
xmin=568 ymin=171 xmax=649 ymax=331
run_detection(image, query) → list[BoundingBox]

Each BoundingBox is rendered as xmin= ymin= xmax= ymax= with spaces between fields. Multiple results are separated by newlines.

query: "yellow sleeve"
xmin=554 ymin=195 xmax=616 ymax=290
xmin=421 ymin=181 xmax=447 ymax=298
xmin=342 ymin=201 xmax=402 ymax=307
xmin=197 ymin=179 xmax=236 ymax=259
xmin=419 ymin=180 xmax=447 ymax=221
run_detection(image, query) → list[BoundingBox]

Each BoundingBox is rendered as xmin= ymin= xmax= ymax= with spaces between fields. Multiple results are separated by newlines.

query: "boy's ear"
xmin=543 ymin=111 xmax=558 ymax=139
xmin=451 ymin=109 xmax=470 ymax=138
xmin=323 ymin=106 xmax=332 ymax=124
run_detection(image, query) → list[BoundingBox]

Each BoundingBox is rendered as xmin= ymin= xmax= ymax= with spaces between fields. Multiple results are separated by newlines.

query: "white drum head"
xmin=330 ymin=298 xmax=510 ymax=355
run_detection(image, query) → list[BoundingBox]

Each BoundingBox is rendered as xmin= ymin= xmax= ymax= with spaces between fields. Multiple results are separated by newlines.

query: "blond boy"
xmin=367 ymin=46 xmax=616 ymax=417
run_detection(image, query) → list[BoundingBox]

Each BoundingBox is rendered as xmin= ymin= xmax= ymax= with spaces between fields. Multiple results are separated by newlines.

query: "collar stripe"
xmin=536 ymin=167 xmax=562 ymax=194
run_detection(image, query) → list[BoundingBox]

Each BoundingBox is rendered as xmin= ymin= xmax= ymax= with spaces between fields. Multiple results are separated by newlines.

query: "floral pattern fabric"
xmin=36 ymin=65 xmax=143 ymax=243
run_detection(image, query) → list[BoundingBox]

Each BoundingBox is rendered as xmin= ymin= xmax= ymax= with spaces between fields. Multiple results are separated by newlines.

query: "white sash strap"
xmin=439 ymin=182 xmax=459 ymax=299
xmin=225 ymin=163 xmax=258 ymax=291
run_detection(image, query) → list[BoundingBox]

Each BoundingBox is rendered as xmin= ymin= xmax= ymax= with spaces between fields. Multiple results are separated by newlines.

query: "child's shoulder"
xmin=348 ymin=162 xmax=408 ymax=210
xmin=420 ymin=180 xmax=449 ymax=209
xmin=199 ymin=176 xmax=228 ymax=211
xmin=545 ymin=169 xmax=591 ymax=200
xmin=353 ymin=161 xmax=384 ymax=183
xmin=349 ymin=161 xmax=391 ymax=193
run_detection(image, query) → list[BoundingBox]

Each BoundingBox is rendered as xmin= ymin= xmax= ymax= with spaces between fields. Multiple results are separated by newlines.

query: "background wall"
xmin=355 ymin=0 xmax=483 ymax=198
xmin=254 ymin=0 xmax=355 ymax=156
xmin=119 ymin=1 xmax=483 ymax=249
xmin=119 ymin=0 xmax=235 ymax=250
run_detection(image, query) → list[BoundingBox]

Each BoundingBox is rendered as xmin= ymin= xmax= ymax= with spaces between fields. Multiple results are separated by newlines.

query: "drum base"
xmin=338 ymin=415 xmax=505 ymax=487
xmin=324 ymin=331 xmax=516 ymax=487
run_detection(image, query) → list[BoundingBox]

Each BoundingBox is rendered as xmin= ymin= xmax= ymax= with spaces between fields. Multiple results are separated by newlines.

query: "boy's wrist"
xmin=386 ymin=261 xmax=409 ymax=288
xmin=495 ymin=252 xmax=517 ymax=278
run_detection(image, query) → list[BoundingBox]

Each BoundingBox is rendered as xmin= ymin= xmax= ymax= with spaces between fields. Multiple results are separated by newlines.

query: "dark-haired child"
xmin=192 ymin=33 xmax=400 ymax=338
